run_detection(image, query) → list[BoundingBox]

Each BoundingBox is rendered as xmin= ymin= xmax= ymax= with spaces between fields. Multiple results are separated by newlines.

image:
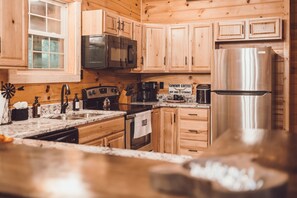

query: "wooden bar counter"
xmin=0 ymin=143 xmax=185 ymax=198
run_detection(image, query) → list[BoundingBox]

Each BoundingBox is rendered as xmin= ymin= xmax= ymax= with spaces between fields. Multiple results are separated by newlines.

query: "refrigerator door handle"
xmin=213 ymin=91 xmax=269 ymax=96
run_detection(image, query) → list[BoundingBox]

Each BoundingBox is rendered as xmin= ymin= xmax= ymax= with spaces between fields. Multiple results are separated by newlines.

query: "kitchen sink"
xmin=48 ymin=113 xmax=104 ymax=120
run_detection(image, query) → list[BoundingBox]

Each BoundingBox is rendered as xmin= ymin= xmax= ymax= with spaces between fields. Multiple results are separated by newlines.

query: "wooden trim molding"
xmin=8 ymin=1 xmax=81 ymax=84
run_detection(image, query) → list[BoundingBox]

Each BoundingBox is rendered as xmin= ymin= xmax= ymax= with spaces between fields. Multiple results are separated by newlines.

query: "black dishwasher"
xmin=25 ymin=127 xmax=79 ymax=144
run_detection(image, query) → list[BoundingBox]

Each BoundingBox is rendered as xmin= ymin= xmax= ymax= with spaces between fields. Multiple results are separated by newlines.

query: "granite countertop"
xmin=131 ymin=101 xmax=211 ymax=109
xmin=14 ymin=138 xmax=192 ymax=164
xmin=0 ymin=109 xmax=126 ymax=138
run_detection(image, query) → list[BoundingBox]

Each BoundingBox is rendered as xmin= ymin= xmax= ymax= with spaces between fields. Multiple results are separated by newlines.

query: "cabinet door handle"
xmin=188 ymin=130 xmax=199 ymax=134
xmin=188 ymin=149 xmax=198 ymax=153
xmin=185 ymin=57 xmax=187 ymax=65
xmin=117 ymin=20 xmax=121 ymax=30
xmin=164 ymin=57 xmax=166 ymax=65
xmin=141 ymin=56 xmax=144 ymax=65
xmin=121 ymin=21 xmax=125 ymax=31
xmin=0 ymin=37 xmax=1 ymax=54
xmin=174 ymin=114 xmax=176 ymax=123
xmin=192 ymin=56 xmax=194 ymax=66
xmin=188 ymin=113 xmax=198 ymax=116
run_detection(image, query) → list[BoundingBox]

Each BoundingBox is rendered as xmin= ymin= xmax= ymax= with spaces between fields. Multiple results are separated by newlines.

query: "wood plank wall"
xmin=142 ymin=0 xmax=285 ymax=23
xmin=141 ymin=0 xmax=288 ymax=130
xmin=0 ymin=0 xmax=141 ymax=106
xmin=290 ymin=0 xmax=297 ymax=132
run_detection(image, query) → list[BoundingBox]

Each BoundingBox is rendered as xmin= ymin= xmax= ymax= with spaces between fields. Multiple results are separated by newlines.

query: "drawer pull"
xmin=188 ymin=114 xmax=198 ymax=116
xmin=188 ymin=149 xmax=198 ymax=153
xmin=188 ymin=130 xmax=199 ymax=134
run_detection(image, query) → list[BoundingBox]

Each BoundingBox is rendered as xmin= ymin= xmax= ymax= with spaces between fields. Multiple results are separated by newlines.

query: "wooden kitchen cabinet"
xmin=177 ymin=108 xmax=210 ymax=157
xmin=190 ymin=24 xmax=213 ymax=72
xmin=215 ymin=20 xmax=246 ymax=41
xmin=152 ymin=108 xmax=161 ymax=152
xmin=0 ymin=0 xmax=28 ymax=68
xmin=160 ymin=108 xmax=177 ymax=154
xmin=143 ymin=24 xmax=167 ymax=71
xmin=77 ymin=116 xmax=125 ymax=149
xmin=105 ymin=131 xmax=125 ymax=149
xmin=132 ymin=22 xmax=143 ymax=71
xmin=248 ymin=18 xmax=282 ymax=39
xmin=167 ymin=25 xmax=189 ymax=72
xmin=82 ymin=9 xmax=133 ymax=38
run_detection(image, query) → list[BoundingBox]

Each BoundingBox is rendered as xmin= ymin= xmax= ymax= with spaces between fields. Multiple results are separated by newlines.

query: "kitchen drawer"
xmin=78 ymin=117 xmax=125 ymax=144
xmin=179 ymin=108 xmax=208 ymax=121
xmin=180 ymin=139 xmax=208 ymax=149
xmin=179 ymin=148 xmax=204 ymax=157
xmin=180 ymin=129 xmax=207 ymax=141
xmin=180 ymin=120 xmax=208 ymax=132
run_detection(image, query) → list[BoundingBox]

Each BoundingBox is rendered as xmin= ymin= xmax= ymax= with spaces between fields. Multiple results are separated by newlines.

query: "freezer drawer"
xmin=211 ymin=92 xmax=271 ymax=143
xmin=212 ymin=47 xmax=273 ymax=91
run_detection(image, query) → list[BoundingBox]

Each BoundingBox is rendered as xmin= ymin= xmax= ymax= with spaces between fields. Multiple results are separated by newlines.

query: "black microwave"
xmin=82 ymin=35 xmax=137 ymax=69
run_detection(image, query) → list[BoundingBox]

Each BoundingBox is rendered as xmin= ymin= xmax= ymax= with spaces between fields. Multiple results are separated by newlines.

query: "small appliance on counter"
xmin=196 ymin=84 xmax=211 ymax=104
xmin=137 ymin=82 xmax=158 ymax=102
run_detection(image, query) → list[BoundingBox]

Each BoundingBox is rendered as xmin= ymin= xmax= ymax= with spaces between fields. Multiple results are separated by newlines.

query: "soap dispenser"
xmin=73 ymin=93 xmax=80 ymax=111
xmin=32 ymin=96 xmax=41 ymax=118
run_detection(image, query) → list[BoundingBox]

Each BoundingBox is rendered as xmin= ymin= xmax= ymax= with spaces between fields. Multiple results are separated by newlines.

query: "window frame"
xmin=9 ymin=0 xmax=81 ymax=84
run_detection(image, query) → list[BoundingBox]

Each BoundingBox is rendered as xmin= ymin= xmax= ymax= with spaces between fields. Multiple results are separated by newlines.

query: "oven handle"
xmin=126 ymin=114 xmax=136 ymax=120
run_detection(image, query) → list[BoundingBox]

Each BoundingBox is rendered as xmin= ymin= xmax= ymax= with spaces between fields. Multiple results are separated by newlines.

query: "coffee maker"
xmin=137 ymin=82 xmax=158 ymax=102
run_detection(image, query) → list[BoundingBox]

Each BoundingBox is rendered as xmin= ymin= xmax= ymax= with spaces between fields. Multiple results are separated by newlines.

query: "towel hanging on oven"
xmin=134 ymin=110 xmax=152 ymax=139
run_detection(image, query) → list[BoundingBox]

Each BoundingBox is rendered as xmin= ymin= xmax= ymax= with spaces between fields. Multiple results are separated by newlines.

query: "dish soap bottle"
xmin=32 ymin=96 xmax=41 ymax=118
xmin=73 ymin=93 xmax=80 ymax=111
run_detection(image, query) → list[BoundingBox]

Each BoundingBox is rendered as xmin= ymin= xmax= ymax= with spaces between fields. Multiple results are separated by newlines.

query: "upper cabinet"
xmin=190 ymin=23 xmax=213 ymax=72
xmin=82 ymin=10 xmax=133 ymax=39
xmin=248 ymin=18 xmax=282 ymax=39
xmin=132 ymin=22 xmax=143 ymax=71
xmin=143 ymin=24 xmax=167 ymax=71
xmin=167 ymin=25 xmax=189 ymax=72
xmin=215 ymin=17 xmax=282 ymax=41
xmin=0 ymin=0 xmax=28 ymax=68
xmin=215 ymin=20 xmax=245 ymax=41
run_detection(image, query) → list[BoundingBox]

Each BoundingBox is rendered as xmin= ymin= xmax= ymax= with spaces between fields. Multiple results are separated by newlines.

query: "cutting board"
xmin=119 ymin=90 xmax=131 ymax=104
xmin=150 ymin=154 xmax=288 ymax=198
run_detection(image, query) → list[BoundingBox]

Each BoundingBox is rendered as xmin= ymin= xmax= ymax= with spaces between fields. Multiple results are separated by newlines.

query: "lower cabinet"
xmin=160 ymin=108 xmax=177 ymax=154
xmin=77 ymin=116 xmax=125 ymax=149
xmin=177 ymin=108 xmax=210 ymax=157
xmin=156 ymin=107 xmax=210 ymax=157
xmin=152 ymin=108 xmax=161 ymax=152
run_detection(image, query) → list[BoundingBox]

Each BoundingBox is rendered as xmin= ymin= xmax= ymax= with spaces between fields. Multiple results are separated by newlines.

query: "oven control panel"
xmin=83 ymin=86 xmax=119 ymax=99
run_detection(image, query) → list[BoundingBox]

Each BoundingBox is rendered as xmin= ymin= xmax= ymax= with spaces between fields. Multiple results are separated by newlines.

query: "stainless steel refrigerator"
xmin=211 ymin=47 xmax=273 ymax=143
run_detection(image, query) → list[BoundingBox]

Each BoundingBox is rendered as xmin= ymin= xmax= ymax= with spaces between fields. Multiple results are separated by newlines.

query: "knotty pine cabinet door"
xmin=103 ymin=11 xmax=119 ymax=35
xmin=248 ymin=18 xmax=282 ymax=39
xmin=143 ymin=25 xmax=167 ymax=71
xmin=152 ymin=108 xmax=161 ymax=152
xmin=167 ymin=25 xmax=189 ymax=72
xmin=119 ymin=17 xmax=133 ymax=39
xmin=190 ymin=24 xmax=213 ymax=73
xmin=215 ymin=20 xmax=245 ymax=41
xmin=0 ymin=0 xmax=28 ymax=68
xmin=132 ymin=22 xmax=143 ymax=71
xmin=105 ymin=131 xmax=125 ymax=149
xmin=160 ymin=108 xmax=177 ymax=154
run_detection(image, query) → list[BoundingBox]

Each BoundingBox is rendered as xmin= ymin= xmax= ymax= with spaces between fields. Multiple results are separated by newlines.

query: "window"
xmin=9 ymin=0 xmax=81 ymax=84
xmin=28 ymin=0 xmax=67 ymax=70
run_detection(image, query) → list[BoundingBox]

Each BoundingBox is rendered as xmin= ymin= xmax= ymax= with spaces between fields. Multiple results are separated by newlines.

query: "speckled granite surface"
xmin=13 ymin=138 xmax=192 ymax=164
xmin=0 ymin=109 xmax=126 ymax=138
xmin=131 ymin=101 xmax=211 ymax=109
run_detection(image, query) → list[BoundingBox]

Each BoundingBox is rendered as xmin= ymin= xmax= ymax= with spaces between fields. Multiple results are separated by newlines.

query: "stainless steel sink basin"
xmin=48 ymin=113 xmax=104 ymax=120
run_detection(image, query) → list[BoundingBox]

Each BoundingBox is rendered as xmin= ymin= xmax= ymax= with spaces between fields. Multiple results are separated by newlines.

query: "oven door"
xmin=125 ymin=114 xmax=153 ymax=151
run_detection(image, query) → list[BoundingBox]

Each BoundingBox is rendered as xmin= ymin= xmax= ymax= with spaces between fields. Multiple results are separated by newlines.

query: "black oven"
xmin=82 ymin=35 xmax=137 ymax=69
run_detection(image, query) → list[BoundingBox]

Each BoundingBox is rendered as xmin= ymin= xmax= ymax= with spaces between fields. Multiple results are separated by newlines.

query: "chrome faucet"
xmin=61 ymin=84 xmax=71 ymax=114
